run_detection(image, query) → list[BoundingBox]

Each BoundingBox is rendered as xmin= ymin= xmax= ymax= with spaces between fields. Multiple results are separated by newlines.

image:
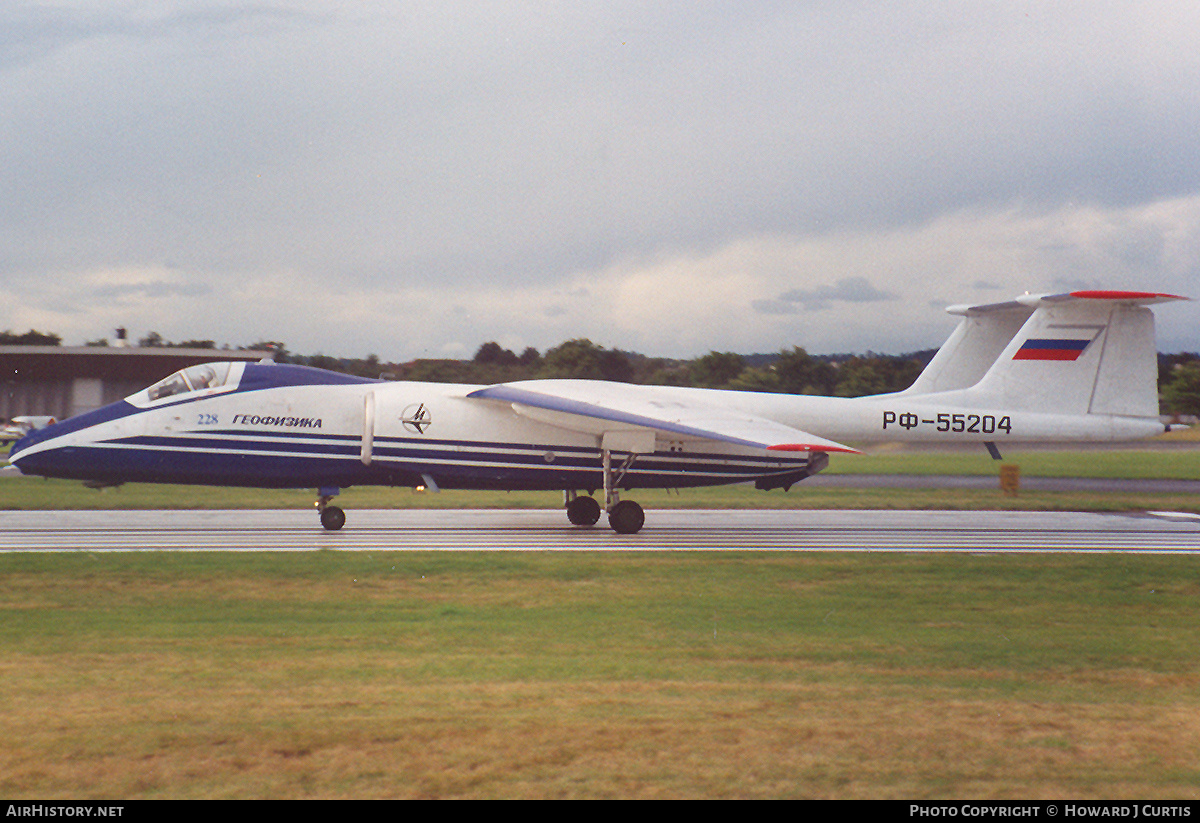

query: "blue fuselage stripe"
xmin=21 ymin=430 xmax=811 ymax=490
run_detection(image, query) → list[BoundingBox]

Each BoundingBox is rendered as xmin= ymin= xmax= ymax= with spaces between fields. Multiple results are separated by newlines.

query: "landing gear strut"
xmin=316 ymin=487 xmax=345 ymax=531
xmin=604 ymin=448 xmax=643 ymax=537
xmin=602 ymin=448 xmax=644 ymax=534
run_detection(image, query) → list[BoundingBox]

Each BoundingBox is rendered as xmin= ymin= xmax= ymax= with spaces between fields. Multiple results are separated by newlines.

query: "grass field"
xmin=2 ymin=551 xmax=1199 ymax=799
xmin=3 ymin=436 xmax=1199 ymax=798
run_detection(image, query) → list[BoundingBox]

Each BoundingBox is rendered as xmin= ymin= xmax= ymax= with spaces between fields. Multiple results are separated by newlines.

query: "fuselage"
xmin=7 ymin=364 xmax=819 ymax=492
xmin=9 ymin=361 xmax=1165 ymax=496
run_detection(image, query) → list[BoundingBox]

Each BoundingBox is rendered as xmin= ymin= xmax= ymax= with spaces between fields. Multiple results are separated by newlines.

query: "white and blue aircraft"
xmin=8 ymin=290 xmax=1185 ymax=533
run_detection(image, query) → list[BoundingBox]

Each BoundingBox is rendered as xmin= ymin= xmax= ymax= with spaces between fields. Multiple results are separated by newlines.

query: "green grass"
xmin=2 ymin=551 xmax=1199 ymax=798
xmin=5 ymin=435 xmax=1200 ymax=797
xmin=828 ymin=444 xmax=1200 ymax=480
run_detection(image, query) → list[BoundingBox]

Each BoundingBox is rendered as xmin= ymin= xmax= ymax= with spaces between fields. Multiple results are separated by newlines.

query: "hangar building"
xmin=1 ymin=346 xmax=267 ymax=423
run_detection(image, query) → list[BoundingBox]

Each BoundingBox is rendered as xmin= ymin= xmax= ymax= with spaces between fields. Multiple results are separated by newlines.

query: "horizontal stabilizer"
xmin=943 ymin=289 xmax=1186 ymax=316
xmin=467 ymin=381 xmax=860 ymax=453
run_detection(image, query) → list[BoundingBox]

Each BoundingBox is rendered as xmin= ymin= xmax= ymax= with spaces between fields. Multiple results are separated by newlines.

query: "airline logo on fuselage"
xmin=231 ymin=414 xmax=323 ymax=428
xmin=402 ymin=403 xmax=431 ymax=434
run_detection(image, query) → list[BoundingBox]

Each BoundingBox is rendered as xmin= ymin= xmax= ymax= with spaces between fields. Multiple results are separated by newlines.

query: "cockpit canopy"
xmin=126 ymin=362 xmax=246 ymax=408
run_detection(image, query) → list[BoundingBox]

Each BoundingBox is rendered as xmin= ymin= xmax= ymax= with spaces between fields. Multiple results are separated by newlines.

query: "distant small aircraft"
xmin=8 ymin=290 xmax=1185 ymax=533
xmin=2 ymin=415 xmax=57 ymax=441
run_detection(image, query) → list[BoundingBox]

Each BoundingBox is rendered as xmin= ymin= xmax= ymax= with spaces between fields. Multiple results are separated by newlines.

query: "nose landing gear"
xmin=316 ymin=487 xmax=345 ymax=531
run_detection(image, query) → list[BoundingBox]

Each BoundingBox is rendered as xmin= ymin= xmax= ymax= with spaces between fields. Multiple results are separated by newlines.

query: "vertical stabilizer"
xmin=946 ymin=291 xmax=1182 ymax=416
xmin=1088 ymin=304 xmax=1159 ymax=416
xmin=900 ymin=299 xmax=1033 ymax=395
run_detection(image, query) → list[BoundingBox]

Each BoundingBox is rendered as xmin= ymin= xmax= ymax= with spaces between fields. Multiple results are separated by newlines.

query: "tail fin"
xmin=906 ymin=290 xmax=1185 ymax=417
xmin=901 ymin=299 xmax=1034 ymax=395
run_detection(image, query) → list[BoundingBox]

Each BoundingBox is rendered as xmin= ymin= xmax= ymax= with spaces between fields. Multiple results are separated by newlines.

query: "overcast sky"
xmin=3 ymin=1 xmax=1200 ymax=362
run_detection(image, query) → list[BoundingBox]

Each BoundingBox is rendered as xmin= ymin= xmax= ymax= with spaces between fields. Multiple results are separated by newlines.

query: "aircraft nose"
xmin=8 ymin=430 xmax=30 ymax=457
xmin=6 ymin=426 xmax=62 ymax=477
xmin=5 ymin=400 xmax=139 ymax=481
xmin=7 ymin=432 xmax=39 ymax=473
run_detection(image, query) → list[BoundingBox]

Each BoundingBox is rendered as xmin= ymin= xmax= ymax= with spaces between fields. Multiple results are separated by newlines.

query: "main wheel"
xmin=566 ymin=495 xmax=602 ymax=526
xmin=320 ymin=505 xmax=346 ymax=531
xmin=607 ymin=500 xmax=644 ymax=534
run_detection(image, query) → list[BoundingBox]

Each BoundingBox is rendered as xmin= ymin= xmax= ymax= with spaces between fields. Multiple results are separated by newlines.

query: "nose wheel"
xmin=316 ymin=487 xmax=345 ymax=531
xmin=319 ymin=505 xmax=346 ymax=531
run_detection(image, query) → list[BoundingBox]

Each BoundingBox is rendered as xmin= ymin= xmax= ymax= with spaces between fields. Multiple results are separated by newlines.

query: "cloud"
xmin=88 ymin=280 xmax=211 ymax=302
xmin=6 ymin=196 xmax=1199 ymax=361
xmin=2 ymin=4 xmax=1200 ymax=359
xmin=0 ymin=4 xmax=316 ymax=70
xmin=755 ymin=277 xmax=898 ymax=313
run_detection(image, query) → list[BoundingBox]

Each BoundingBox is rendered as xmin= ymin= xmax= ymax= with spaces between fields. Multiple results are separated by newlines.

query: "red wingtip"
xmin=768 ymin=443 xmax=863 ymax=455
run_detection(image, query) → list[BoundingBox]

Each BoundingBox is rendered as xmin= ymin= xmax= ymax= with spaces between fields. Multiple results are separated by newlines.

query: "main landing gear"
xmin=312 ymin=451 xmax=648 ymax=534
xmin=607 ymin=499 xmax=644 ymax=534
xmin=565 ymin=492 xmax=645 ymax=534
xmin=563 ymin=449 xmax=645 ymax=534
xmin=565 ymin=493 xmax=602 ymax=526
xmin=316 ymin=487 xmax=345 ymax=531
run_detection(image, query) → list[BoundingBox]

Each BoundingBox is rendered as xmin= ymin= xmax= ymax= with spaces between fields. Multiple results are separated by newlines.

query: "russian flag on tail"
xmin=1012 ymin=338 xmax=1093 ymax=361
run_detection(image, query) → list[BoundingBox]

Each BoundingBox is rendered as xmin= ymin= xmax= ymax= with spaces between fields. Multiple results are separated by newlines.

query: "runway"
xmin=2 ymin=508 xmax=1199 ymax=552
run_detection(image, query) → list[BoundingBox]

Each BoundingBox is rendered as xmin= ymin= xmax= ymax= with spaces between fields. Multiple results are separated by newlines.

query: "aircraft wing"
xmin=465 ymin=380 xmax=860 ymax=453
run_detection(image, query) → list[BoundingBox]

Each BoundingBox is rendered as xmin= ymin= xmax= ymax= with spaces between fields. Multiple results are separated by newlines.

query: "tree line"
xmin=281 ymin=338 xmax=933 ymax=399
xmin=5 ymin=327 xmax=1200 ymax=414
